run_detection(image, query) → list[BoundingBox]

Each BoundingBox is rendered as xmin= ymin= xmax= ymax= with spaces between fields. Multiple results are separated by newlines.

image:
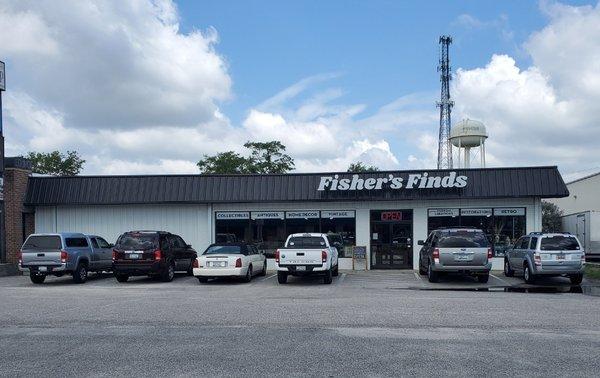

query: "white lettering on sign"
xmin=251 ymin=211 xmax=284 ymax=220
xmin=428 ymin=209 xmax=459 ymax=217
xmin=216 ymin=212 xmax=249 ymax=220
xmin=494 ymin=208 xmax=525 ymax=216
xmin=317 ymin=172 xmax=467 ymax=191
xmin=286 ymin=211 xmax=320 ymax=219
xmin=461 ymin=208 xmax=492 ymax=217
xmin=321 ymin=210 xmax=355 ymax=219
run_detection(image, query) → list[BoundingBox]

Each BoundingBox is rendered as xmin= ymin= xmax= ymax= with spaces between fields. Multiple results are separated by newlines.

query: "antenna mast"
xmin=437 ymin=35 xmax=453 ymax=169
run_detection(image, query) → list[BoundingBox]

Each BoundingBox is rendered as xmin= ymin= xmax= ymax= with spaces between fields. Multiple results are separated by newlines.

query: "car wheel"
xmin=243 ymin=266 xmax=252 ymax=283
xmin=197 ymin=277 xmax=208 ymax=283
xmin=161 ymin=262 xmax=175 ymax=282
xmin=323 ymin=268 xmax=333 ymax=284
xmin=569 ymin=274 xmax=583 ymax=285
xmin=332 ymin=264 xmax=339 ymax=277
xmin=30 ymin=274 xmax=46 ymax=284
xmin=427 ymin=260 xmax=439 ymax=283
xmin=259 ymin=261 xmax=267 ymax=276
xmin=477 ymin=274 xmax=490 ymax=283
xmin=115 ymin=273 xmax=129 ymax=283
xmin=277 ymin=271 xmax=288 ymax=284
xmin=187 ymin=260 xmax=194 ymax=276
xmin=418 ymin=260 xmax=427 ymax=275
xmin=523 ymin=264 xmax=535 ymax=284
xmin=503 ymin=259 xmax=514 ymax=277
xmin=72 ymin=263 xmax=88 ymax=284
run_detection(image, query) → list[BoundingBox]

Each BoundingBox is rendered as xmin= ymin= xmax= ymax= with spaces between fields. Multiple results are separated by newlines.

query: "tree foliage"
xmin=197 ymin=141 xmax=295 ymax=174
xmin=542 ymin=201 xmax=563 ymax=233
xmin=27 ymin=150 xmax=85 ymax=176
xmin=347 ymin=162 xmax=380 ymax=173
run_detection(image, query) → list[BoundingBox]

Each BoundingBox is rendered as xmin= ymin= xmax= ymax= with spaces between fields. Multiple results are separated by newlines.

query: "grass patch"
xmin=584 ymin=264 xmax=600 ymax=281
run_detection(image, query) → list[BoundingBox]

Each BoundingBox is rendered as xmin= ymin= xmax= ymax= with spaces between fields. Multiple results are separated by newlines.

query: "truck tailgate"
xmin=280 ymin=248 xmax=323 ymax=265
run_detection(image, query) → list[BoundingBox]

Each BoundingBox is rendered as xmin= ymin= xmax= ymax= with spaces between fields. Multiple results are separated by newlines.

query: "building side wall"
xmin=4 ymin=168 xmax=30 ymax=263
xmin=35 ymin=204 xmax=210 ymax=252
xmin=550 ymin=174 xmax=600 ymax=214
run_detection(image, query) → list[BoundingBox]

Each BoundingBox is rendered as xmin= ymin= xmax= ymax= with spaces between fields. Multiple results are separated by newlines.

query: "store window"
xmin=215 ymin=212 xmax=251 ymax=243
xmin=460 ymin=208 xmax=494 ymax=242
xmin=285 ymin=210 xmax=320 ymax=234
xmin=427 ymin=209 xmax=459 ymax=233
xmin=251 ymin=211 xmax=286 ymax=257
xmin=492 ymin=208 xmax=526 ymax=257
xmin=321 ymin=210 xmax=356 ymax=257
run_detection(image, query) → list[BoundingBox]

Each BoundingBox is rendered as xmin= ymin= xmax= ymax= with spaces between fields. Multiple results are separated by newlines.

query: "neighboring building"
xmin=3 ymin=163 xmax=569 ymax=270
xmin=549 ymin=172 xmax=600 ymax=257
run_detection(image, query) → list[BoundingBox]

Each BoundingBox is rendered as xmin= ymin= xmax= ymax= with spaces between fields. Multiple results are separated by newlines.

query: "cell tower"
xmin=436 ymin=35 xmax=454 ymax=169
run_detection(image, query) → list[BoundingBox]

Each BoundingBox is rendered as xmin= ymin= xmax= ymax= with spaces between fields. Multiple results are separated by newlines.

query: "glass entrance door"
xmin=370 ymin=210 xmax=413 ymax=269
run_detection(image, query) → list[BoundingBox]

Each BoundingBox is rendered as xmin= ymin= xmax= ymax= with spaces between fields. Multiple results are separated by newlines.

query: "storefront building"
xmin=17 ymin=166 xmax=568 ymax=270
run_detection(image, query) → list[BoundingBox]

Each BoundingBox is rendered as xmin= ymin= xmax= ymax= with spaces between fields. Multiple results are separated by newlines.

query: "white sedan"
xmin=193 ymin=243 xmax=267 ymax=283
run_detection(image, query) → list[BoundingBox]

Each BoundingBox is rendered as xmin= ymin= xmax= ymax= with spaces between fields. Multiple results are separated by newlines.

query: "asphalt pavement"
xmin=0 ymin=271 xmax=599 ymax=377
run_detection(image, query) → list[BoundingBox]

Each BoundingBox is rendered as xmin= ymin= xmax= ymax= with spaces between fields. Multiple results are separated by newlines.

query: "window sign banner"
xmin=216 ymin=212 xmax=250 ymax=220
xmin=428 ymin=209 xmax=459 ymax=217
xmin=286 ymin=211 xmax=320 ymax=219
xmin=321 ymin=210 xmax=355 ymax=219
xmin=461 ymin=208 xmax=492 ymax=217
xmin=251 ymin=211 xmax=284 ymax=220
xmin=494 ymin=208 xmax=525 ymax=216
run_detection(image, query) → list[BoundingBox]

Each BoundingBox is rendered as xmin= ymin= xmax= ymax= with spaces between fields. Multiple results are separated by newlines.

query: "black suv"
xmin=112 ymin=231 xmax=197 ymax=282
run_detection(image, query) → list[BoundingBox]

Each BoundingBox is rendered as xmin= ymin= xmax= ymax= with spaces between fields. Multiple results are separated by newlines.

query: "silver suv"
xmin=503 ymin=232 xmax=585 ymax=285
xmin=418 ymin=228 xmax=492 ymax=283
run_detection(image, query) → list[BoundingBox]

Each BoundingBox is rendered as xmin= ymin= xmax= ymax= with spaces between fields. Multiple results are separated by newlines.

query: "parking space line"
xmin=337 ymin=273 xmax=346 ymax=285
xmin=264 ymin=274 xmax=276 ymax=280
xmin=490 ymin=273 xmax=511 ymax=286
xmin=414 ymin=272 xmax=422 ymax=281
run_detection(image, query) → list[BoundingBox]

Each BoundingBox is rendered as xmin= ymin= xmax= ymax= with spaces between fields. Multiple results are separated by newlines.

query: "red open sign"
xmin=381 ymin=211 xmax=403 ymax=221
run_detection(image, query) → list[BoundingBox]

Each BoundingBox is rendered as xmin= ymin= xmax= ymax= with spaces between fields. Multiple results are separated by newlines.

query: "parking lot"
xmin=1 ymin=271 xmax=599 ymax=377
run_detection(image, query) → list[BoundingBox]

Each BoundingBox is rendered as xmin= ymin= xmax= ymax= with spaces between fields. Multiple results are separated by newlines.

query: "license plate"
xmin=128 ymin=254 xmax=140 ymax=259
xmin=456 ymin=255 xmax=470 ymax=261
xmin=296 ymin=266 xmax=306 ymax=271
xmin=211 ymin=262 xmax=226 ymax=267
xmin=556 ymin=254 xmax=565 ymax=260
xmin=38 ymin=266 xmax=47 ymax=272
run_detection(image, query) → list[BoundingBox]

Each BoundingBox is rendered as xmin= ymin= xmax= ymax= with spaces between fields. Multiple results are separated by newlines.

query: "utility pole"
xmin=0 ymin=60 xmax=5 ymax=262
xmin=436 ymin=36 xmax=453 ymax=170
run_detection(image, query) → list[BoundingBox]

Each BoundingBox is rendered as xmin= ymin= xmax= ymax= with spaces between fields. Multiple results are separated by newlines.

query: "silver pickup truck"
xmin=275 ymin=233 xmax=340 ymax=284
xmin=19 ymin=233 xmax=113 ymax=284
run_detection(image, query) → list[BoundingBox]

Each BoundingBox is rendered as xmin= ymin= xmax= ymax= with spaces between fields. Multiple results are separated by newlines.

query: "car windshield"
xmin=287 ymin=237 xmax=326 ymax=248
xmin=204 ymin=245 xmax=246 ymax=255
xmin=116 ymin=234 xmax=158 ymax=250
xmin=22 ymin=235 xmax=62 ymax=250
xmin=436 ymin=230 xmax=489 ymax=248
xmin=540 ymin=236 xmax=580 ymax=251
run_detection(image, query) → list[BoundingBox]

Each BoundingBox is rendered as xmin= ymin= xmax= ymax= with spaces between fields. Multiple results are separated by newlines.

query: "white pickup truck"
xmin=275 ymin=233 xmax=339 ymax=284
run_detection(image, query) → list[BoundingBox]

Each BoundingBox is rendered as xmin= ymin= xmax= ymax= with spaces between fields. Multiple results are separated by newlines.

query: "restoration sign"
xmin=0 ymin=61 xmax=5 ymax=91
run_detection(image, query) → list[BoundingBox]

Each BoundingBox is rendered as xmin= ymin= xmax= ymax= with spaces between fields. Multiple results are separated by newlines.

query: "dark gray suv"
xmin=418 ymin=228 xmax=492 ymax=283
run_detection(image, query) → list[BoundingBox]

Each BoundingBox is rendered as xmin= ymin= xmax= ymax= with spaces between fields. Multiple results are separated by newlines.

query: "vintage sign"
xmin=286 ymin=211 xmax=320 ymax=219
xmin=494 ymin=208 xmax=525 ymax=216
xmin=251 ymin=211 xmax=284 ymax=220
xmin=317 ymin=171 xmax=468 ymax=191
xmin=428 ymin=208 xmax=459 ymax=217
xmin=461 ymin=208 xmax=492 ymax=217
xmin=215 ymin=212 xmax=249 ymax=220
xmin=321 ymin=210 xmax=355 ymax=219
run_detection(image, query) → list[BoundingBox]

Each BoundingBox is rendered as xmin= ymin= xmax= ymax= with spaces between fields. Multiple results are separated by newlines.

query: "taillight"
xmin=235 ymin=258 xmax=242 ymax=268
xmin=321 ymin=250 xmax=327 ymax=263
xmin=581 ymin=253 xmax=586 ymax=263
xmin=112 ymin=249 xmax=117 ymax=261
xmin=192 ymin=258 xmax=199 ymax=268
xmin=432 ymin=248 xmax=440 ymax=260
xmin=60 ymin=250 xmax=68 ymax=263
xmin=154 ymin=250 xmax=162 ymax=261
xmin=534 ymin=253 xmax=542 ymax=266
xmin=17 ymin=251 xmax=23 ymax=265
xmin=487 ymin=248 xmax=493 ymax=260
xmin=275 ymin=249 xmax=280 ymax=263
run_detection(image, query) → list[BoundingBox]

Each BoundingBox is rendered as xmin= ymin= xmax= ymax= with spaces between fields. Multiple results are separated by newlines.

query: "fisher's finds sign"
xmin=317 ymin=172 xmax=468 ymax=191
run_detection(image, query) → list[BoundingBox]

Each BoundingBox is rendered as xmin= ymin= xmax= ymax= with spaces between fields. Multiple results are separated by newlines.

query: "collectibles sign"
xmin=317 ymin=172 xmax=468 ymax=191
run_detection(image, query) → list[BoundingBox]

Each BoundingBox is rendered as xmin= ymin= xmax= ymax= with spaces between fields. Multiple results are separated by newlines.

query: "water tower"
xmin=449 ymin=119 xmax=488 ymax=168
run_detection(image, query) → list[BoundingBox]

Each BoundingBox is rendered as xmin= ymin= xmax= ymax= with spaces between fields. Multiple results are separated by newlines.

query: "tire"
xmin=259 ymin=261 xmax=267 ymax=277
xmin=323 ymin=268 xmax=333 ymax=284
xmin=477 ymin=274 xmax=490 ymax=283
xmin=503 ymin=259 xmax=514 ymax=277
xmin=161 ymin=262 xmax=175 ymax=282
xmin=197 ymin=277 xmax=208 ymax=283
xmin=187 ymin=260 xmax=194 ymax=276
xmin=418 ymin=261 xmax=427 ymax=275
xmin=72 ymin=263 xmax=88 ymax=284
xmin=427 ymin=260 xmax=439 ymax=283
xmin=243 ymin=266 xmax=252 ymax=283
xmin=332 ymin=264 xmax=339 ymax=277
xmin=115 ymin=273 xmax=129 ymax=283
xmin=277 ymin=271 xmax=288 ymax=284
xmin=523 ymin=264 xmax=535 ymax=284
xmin=569 ymin=274 xmax=583 ymax=285
xmin=30 ymin=274 xmax=46 ymax=284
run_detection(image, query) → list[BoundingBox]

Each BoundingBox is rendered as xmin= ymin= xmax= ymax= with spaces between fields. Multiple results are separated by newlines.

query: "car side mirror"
xmin=186 ymin=244 xmax=192 ymax=248
xmin=418 ymin=240 xmax=425 ymax=246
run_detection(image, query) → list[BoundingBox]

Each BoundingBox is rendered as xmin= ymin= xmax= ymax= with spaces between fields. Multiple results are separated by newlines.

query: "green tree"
xmin=347 ymin=162 xmax=380 ymax=173
xmin=26 ymin=150 xmax=85 ymax=176
xmin=542 ymin=201 xmax=563 ymax=232
xmin=196 ymin=141 xmax=295 ymax=174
